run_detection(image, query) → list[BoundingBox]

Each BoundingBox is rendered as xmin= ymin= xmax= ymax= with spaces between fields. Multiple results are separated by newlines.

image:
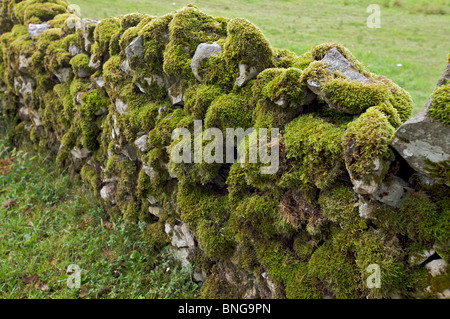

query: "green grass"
xmin=0 ymin=123 xmax=199 ymax=299
xmin=70 ymin=0 xmax=450 ymax=114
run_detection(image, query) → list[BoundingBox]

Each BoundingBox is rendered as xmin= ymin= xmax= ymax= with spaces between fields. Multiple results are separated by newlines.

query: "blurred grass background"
xmin=71 ymin=0 xmax=450 ymax=114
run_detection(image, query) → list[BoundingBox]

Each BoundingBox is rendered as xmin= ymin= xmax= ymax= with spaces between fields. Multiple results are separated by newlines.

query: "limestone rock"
xmin=191 ymin=42 xmax=222 ymax=82
xmin=115 ymin=99 xmax=128 ymax=115
xmin=148 ymin=205 xmax=163 ymax=218
xmin=54 ymin=67 xmax=71 ymax=83
xmin=125 ymin=35 xmax=144 ymax=61
xmin=28 ymin=22 xmax=51 ymax=37
xmin=371 ymin=176 xmax=410 ymax=208
xmin=134 ymin=134 xmax=149 ymax=152
xmin=68 ymin=44 xmax=82 ymax=56
xmin=18 ymin=106 xmax=29 ymax=122
xmin=321 ymin=47 xmax=369 ymax=83
xmin=235 ymin=63 xmax=259 ymax=87
xmin=391 ymin=63 xmax=450 ymax=185
xmin=425 ymin=259 xmax=448 ymax=277
xmin=171 ymin=221 xmax=196 ymax=249
xmin=410 ymin=248 xmax=435 ymax=266
xmin=100 ymin=183 xmax=117 ymax=204
xmin=70 ymin=146 xmax=91 ymax=160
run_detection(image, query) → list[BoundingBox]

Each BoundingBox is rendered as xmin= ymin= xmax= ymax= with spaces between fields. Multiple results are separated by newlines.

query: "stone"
xmin=391 ymin=63 xmax=450 ymax=186
xmin=147 ymin=194 xmax=158 ymax=205
xmin=425 ymin=259 xmax=447 ymax=277
xmin=14 ymin=76 xmax=33 ymax=96
xmin=192 ymin=270 xmax=207 ymax=282
xmin=54 ymin=67 xmax=71 ymax=83
xmin=372 ymin=176 xmax=410 ymax=208
xmin=171 ymin=221 xmax=196 ymax=248
xmin=191 ymin=42 xmax=222 ymax=82
xmin=436 ymin=289 xmax=450 ymax=299
xmin=321 ymin=47 xmax=369 ymax=84
xmin=235 ymin=63 xmax=259 ymax=87
xmin=144 ymin=74 xmax=167 ymax=88
xmin=18 ymin=106 xmax=29 ymax=122
xmin=410 ymin=248 xmax=435 ymax=266
xmin=125 ymin=35 xmax=144 ymax=61
xmin=172 ymin=247 xmax=192 ymax=268
xmin=88 ymin=54 xmax=101 ymax=70
xmin=120 ymin=59 xmax=133 ymax=76
xmin=134 ymin=134 xmax=149 ymax=152
xmin=100 ymin=183 xmax=117 ymax=204
xmin=121 ymin=144 xmax=137 ymax=161
xmin=148 ymin=205 xmax=163 ymax=218
xmin=94 ymin=76 xmax=105 ymax=88
xmin=168 ymin=83 xmax=184 ymax=106
xmin=70 ymin=146 xmax=91 ymax=160
xmin=68 ymin=44 xmax=82 ymax=56
xmin=28 ymin=22 xmax=51 ymax=37
xmin=143 ymin=164 xmax=158 ymax=181
xmin=28 ymin=109 xmax=42 ymax=127
xmin=115 ymin=99 xmax=128 ymax=115
xmin=348 ymin=157 xmax=392 ymax=195
xmin=18 ymin=55 xmax=31 ymax=73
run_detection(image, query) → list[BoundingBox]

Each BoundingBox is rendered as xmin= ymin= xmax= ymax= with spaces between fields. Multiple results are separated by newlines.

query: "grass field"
xmin=0 ymin=123 xmax=199 ymax=299
xmin=71 ymin=0 xmax=450 ymax=114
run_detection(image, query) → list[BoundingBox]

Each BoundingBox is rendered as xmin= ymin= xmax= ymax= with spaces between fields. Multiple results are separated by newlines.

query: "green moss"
xmin=80 ymin=164 xmax=100 ymax=194
xmin=143 ymin=221 xmax=170 ymax=248
xmin=184 ymin=84 xmax=224 ymax=120
xmin=120 ymin=12 xmax=150 ymax=30
xmin=308 ymin=239 xmax=359 ymax=298
xmin=196 ymin=219 xmax=236 ymax=260
xmin=272 ymin=48 xmax=297 ymax=69
xmin=282 ymin=114 xmax=345 ymax=190
xmin=223 ymin=18 xmax=274 ymax=75
xmin=92 ymin=16 xmax=122 ymax=62
xmin=163 ymin=6 xmax=227 ymax=82
xmin=13 ymin=0 xmax=67 ymax=25
xmin=292 ymin=51 xmax=314 ymax=70
xmin=321 ymin=77 xmax=391 ymax=115
xmin=204 ymin=93 xmax=253 ymax=130
xmin=375 ymin=75 xmax=413 ymax=122
xmin=197 ymin=51 xmax=235 ymax=91
xmin=401 ymin=191 xmax=448 ymax=244
xmin=343 ymin=107 xmax=395 ymax=181
xmin=318 ymin=184 xmax=361 ymax=227
xmin=429 ymin=81 xmax=450 ymax=126
xmin=70 ymin=53 xmax=93 ymax=77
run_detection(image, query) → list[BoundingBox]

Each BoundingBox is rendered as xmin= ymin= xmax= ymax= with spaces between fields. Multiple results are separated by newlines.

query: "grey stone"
xmin=349 ymin=157 xmax=391 ymax=195
xmin=120 ymin=59 xmax=133 ymax=76
xmin=425 ymin=259 xmax=448 ymax=277
xmin=121 ymin=144 xmax=138 ymax=161
xmin=29 ymin=109 xmax=42 ymax=127
xmin=148 ymin=205 xmax=163 ymax=218
xmin=94 ymin=76 xmax=105 ymax=88
xmin=68 ymin=44 xmax=82 ymax=56
xmin=28 ymin=22 xmax=51 ymax=37
xmin=192 ymin=270 xmax=207 ymax=282
xmin=18 ymin=106 xmax=29 ymax=122
xmin=134 ymin=134 xmax=149 ymax=152
xmin=410 ymin=248 xmax=435 ymax=266
xmin=115 ymin=99 xmax=128 ymax=115
xmin=172 ymin=247 xmax=192 ymax=268
xmin=144 ymin=74 xmax=167 ymax=88
xmin=391 ymin=63 xmax=450 ymax=185
xmin=143 ymin=164 xmax=158 ymax=181
xmin=14 ymin=76 xmax=33 ymax=96
xmin=100 ymin=183 xmax=117 ymax=204
xmin=54 ymin=67 xmax=71 ymax=83
xmin=70 ymin=146 xmax=91 ymax=160
xmin=372 ymin=176 xmax=410 ymax=208
xmin=172 ymin=222 xmax=196 ymax=248
xmin=168 ymin=83 xmax=184 ymax=106
xmin=88 ymin=54 xmax=101 ymax=70
xmin=18 ymin=55 xmax=31 ymax=73
xmin=321 ymin=47 xmax=369 ymax=84
xmin=147 ymin=194 xmax=158 ymax=205
xmin=125 ymin=35 xmax=144 ymax=61
xmin=235 ymin=63 xmax=259 ymax=87
xmin=191 ymin=42 xmax=222 ymax=82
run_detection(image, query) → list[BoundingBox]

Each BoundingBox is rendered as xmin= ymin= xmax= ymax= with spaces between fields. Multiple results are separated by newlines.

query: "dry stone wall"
xmin=0 ymin=0 xmax=449 ymax=299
